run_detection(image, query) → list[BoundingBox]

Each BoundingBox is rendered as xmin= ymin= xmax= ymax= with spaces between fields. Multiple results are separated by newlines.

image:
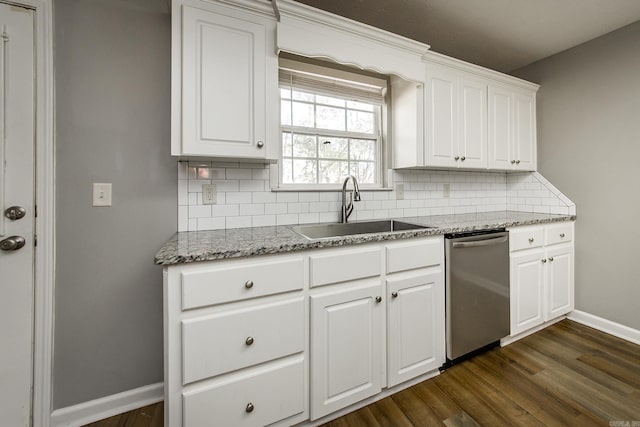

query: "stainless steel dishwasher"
xmin=445 ymin=229 xmax=510 ymax=363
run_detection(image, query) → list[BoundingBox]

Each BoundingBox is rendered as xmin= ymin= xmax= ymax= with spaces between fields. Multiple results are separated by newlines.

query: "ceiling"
xmin=293 ymin=0 xmax=640 ymax=72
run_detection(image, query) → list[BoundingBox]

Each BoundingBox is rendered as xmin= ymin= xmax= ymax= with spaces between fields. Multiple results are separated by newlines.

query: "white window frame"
xmin=272 ymin=56 xmax=391 ymax=191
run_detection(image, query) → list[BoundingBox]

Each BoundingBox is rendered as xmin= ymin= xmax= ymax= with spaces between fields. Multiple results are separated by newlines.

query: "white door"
xmin=425 ymin=64 xmax=458 ymax=167
xmin=0 ymin=4 xmax=35 ymax=426
xmin=387 ymin=271 xmax=444 ymax=388
xmin=458 ymin=76 xmax=487 ymax=169
xmin=545 ymin=246 xmax=574 ymax=320
xmin=488 ymin=85 xmax=513 ymax=170
xmin=510 ymin=250 xmax=544 ymax=336
xmin=513 ymin=91 xmax=536 ymax=171
xmin=309 ymin=281 xmax=383 ymax=420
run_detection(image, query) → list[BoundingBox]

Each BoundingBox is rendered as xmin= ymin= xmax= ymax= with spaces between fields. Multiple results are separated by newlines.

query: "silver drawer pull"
xmin=245 ymin=336 xmax=254 ymax=346
xmin=245 ymin=280 xmax=254 ymax=289
xmin=560 ymin=233 xmax=565 ymax=238
xmin=528 ymin=238 xmax=534 ymax=243
xmin=246 ymin=402 xmax=254 ymax=413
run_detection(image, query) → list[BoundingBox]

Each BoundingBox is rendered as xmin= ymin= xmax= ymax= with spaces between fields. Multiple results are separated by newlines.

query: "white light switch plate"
xmin=93 ymin=183 xmax=112 ymax=206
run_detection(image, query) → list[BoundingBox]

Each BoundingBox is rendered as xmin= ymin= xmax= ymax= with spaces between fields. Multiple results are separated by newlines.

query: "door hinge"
xmin=35 ymin=205 xmax=37 ymax=218
xmin=34 ymin=234 xmax=37 ymax=247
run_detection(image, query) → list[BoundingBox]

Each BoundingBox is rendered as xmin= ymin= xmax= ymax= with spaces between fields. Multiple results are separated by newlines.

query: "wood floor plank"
xmin=409 ymin=378 xmax=465 ymax=421
xmin=322 ymin=406 xmax=381 ymax=427
xmin=367 ymin=396 xmax=414 ymax=427
xmin=390 ymin=387 xmax=443 ymax=426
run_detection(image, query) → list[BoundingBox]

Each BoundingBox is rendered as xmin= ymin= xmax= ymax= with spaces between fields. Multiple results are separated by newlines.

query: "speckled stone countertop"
xmin=155 ymin=211 xmax=575 ymax=265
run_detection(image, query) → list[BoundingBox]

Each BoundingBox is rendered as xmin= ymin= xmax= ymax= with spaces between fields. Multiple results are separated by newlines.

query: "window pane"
xmin=347 ymin=100 xmax=374 ymax=111
xmin=292 ymin=102 xmax=314 ymax=127
xmin=319 ymin=160 xmax=348 ymax=184
xmin=282 ymin=132 xmax=293 ymax=157
xmin=282 ymin=158 xmax=293 ymax=184
xmin=350 ymin=139 xmax=376 ymax=161
xmin=292 ymin=90 xmax=314 ymax=102
xmin=319 ymin=137 xmax=348 ymax=159
xmin=316 ymin=95 xmax=345 ymax=107
xmin=280 ymin=88 xmax=291 ymax=99
xmin=281 ymin=100 xmax=291 ymax=126
xmin=293 ymin=159 xmax=317 ymax=184
xmin=293 ymin=134 xmax=316 ymax=158
xmin=316 ymin=106 xmax=345 ymax=131
xmin=347 ymin=110 xmax=374 ymax=133
xmin=350 ymin=161 xmax=376 ymax=184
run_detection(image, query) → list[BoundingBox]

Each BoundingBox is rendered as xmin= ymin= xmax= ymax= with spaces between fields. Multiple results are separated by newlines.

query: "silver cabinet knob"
xmin=541 ymin=258 xmax=547 ymax=263
xmin=548 ymin=257 xmax=554 ymax=262
xmin=375 ymin=296 xmax=382 ymax=303
xmin=0 ymin=236 xmax=26 ymax=251
xmin=391 ymin=292 xmax=398 ymax=298
xmin=245 ymin=280 xmax=254 ymax=289
xmin=454 ymin=156 xmax=460 ymax=161
xmin=256 ymin=141 xmax=264 ymax=149
xmin=528 ymin=238 xmax=534 ymax=243
xmin=461 ymin=156 xmax=466 ymax=161
xmin=246 ymin=402 xmax=254 ymax=413
xmin=516 ymin=160 xmax=521 ymax=164
xmin=511 ymin=160 xmax=516 ymax=164
xmin=5 ymin=206 xmax=26 ymax=220
xmin=560 ymin=233 xmax=565 ymax=238
xmin=245 ymin=336 xmax=254 ymax=346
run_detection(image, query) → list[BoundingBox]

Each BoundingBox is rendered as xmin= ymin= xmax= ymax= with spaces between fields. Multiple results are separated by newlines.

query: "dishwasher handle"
xmin=452 ymin=235 xmax=508 ymax=248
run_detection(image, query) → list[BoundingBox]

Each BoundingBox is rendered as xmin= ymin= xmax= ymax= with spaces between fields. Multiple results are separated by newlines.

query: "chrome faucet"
xmin=340 ymin=175 xmax=361 ymax=223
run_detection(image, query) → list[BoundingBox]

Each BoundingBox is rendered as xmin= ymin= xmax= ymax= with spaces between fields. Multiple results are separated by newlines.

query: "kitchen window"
xmin=278 ymin=58 xmax=387 ymax=188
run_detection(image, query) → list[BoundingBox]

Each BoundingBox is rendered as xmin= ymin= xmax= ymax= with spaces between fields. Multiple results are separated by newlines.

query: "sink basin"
xmin=290 ymin=220 xmax=432 ymax=239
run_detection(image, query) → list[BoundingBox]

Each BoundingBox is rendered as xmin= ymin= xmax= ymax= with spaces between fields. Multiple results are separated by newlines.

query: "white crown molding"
xmin=424 ymin=50 xmax=540 ymax=91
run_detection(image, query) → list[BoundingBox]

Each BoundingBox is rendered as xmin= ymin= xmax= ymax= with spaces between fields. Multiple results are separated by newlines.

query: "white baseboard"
xmin=50 ymin=382 xmax=164 ymax=427
xmin=500 ymin=316 xmax=566 ymax=347
xmin=568 ymin=310 xmax=640 ymax=346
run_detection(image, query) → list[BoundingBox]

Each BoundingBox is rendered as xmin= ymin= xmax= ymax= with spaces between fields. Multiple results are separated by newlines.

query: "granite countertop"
xmin=155 ymin=211 xmax=575 ymax=266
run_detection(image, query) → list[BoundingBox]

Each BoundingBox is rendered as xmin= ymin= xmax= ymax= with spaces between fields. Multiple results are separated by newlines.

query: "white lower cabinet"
xmin=310 ymin=280 xmax=384 ymax=420
xmin=509 ymin=223 xmax=574 ymax=336
xmin=387 ymin=270 xmax=445 ymax=387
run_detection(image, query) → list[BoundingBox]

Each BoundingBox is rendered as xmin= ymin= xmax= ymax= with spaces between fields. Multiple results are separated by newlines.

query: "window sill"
xmin=271 ymin=186 xmax=393 ymax=193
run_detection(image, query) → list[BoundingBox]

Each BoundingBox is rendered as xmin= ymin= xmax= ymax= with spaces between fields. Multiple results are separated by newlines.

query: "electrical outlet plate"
xmin=443 ymin=183 xmax=450 ymax=198
xmin=93 ymin=183 xmax=112 ymax=207
xmin=395 ymin=183 xmax=404 ymax=200
xmin=202 ymin=183 xmax=217 ymax=205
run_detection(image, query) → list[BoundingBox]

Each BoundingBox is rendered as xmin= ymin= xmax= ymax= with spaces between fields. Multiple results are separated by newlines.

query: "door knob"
xmin=4 ymin=206 xmax=26 ymax=220
xmin=0 ymin=236 xmax=26 ymax=251
xmin=516 ymin=160 xmax=521 ymax=164
xmin=391 ymin=292 xmax=398 ymax=298
xmin=454 ymin=156 xmax=460 ymax=161
xmin=461 ymin=156 xmax=466 ymax=161
xmin=375 ymin=296 xmax=382 ymax=303
xmin=511 ymin=160 xmax=516 ymax=164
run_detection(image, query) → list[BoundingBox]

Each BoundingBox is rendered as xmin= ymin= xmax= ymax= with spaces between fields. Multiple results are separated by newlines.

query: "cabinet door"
xmin=458 ymin=76 xmax=487 ymax=169
xmin=425 ymin=64 xmax=458 ymax=167
xmin=545 ymin=246 xmax=574 ymax=320
xmin=387 ymin=271 xmax=444 ymax=388
xmin=513 ymin=91 xmax=536 ymax=171
xmin=510 ymin=250 xmax=545 ymax=335
xmin=181 ymin=5 xmax=268 ymax=158
xmin=488 ymin=85 xmax=513 ymax=170
xmin=310 ymin=281 xmax=383 ymax=420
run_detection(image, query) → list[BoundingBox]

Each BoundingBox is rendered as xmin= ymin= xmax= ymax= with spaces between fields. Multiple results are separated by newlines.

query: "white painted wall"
xmin=513 ymin=21 xmax=640 ymax=330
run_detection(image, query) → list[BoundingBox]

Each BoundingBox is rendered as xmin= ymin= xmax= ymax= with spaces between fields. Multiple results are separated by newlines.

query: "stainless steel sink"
xmin=290 ymin=220 xmax=432 ymax=239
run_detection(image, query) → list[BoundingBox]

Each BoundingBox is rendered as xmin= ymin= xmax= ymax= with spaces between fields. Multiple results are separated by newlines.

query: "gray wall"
xmin=513 ymin=21 xmax=640 ymax=330
xmin=54 ymin=0 xmax=175 ymax=408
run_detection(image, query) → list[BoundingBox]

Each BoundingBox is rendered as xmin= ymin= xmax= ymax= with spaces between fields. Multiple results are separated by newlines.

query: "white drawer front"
xmin=183 ymin=357 xmax=305 ymax=427
xmin=181 ymin=256 xmax=304 ymax=309
xmin=309 ymin=246 xmax=381 ymax=288
xmin=182 ymin=297 xmax=304 ymax=384
xmin=545 ymin=222 xmax=573 ymax=246
xmin=385 ymin=237 xmax=442 ymax=274
xmin=509 ymin=226 xmax=544 ymax=252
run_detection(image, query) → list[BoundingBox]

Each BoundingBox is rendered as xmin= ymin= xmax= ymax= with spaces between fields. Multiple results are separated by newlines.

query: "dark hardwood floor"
xmin=85 ymin=320 xmax=640 ymax=426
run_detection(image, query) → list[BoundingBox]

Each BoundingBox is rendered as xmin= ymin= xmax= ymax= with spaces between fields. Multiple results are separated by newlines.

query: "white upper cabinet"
xmin=488 ymin=84 xmax=536 ymax=171
xmin=172 ymin=0 xmax=279 ymax=159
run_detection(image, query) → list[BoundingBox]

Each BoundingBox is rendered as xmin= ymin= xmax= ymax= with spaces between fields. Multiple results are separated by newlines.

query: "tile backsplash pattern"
xmin=178 ymin=161 xmax=574 ymax=231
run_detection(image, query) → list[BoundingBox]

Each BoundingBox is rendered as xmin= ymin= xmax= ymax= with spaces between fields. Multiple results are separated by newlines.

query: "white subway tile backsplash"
xmin=177 ymin=164 xmax=574 ymax=231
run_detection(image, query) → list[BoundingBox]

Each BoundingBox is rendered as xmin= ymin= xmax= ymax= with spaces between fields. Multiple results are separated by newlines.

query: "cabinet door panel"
xmin=310 ymin=281 xmax=383 ymax=420
xmin=510 ymin=250 xmax=544 ymax=335
xmin=513 ymin=92 xmax=536 ymax=171
xmin=182 ymin=5 xmax=265 ymax=157
xmin=488 ymin=85 xmax=512 ymax=169
xmin=387 ymin=271 xmax=444 ymax=387
xmin=425 ymin=65 xmax=457 ymax=167
xmin=546 ymin=246 xmax=574 ymax=320
xmin=458 ymin=77 xmax=487 ymax=168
